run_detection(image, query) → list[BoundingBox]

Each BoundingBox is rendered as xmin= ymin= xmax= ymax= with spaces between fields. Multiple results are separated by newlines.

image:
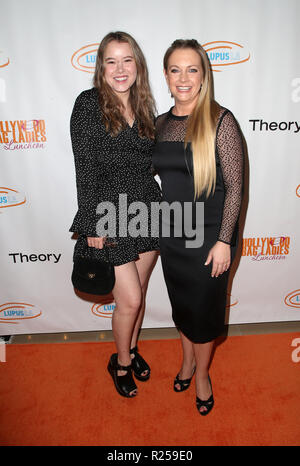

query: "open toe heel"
xmin=107 ymin=353 xmax=137 ymax=398
xmin=196 ymin=375 xmax=214 ymax=416
xmin=173 ymin=367 xmax=196 ymax=392
xmin=130 ymin=346 xmax=150 ymax=381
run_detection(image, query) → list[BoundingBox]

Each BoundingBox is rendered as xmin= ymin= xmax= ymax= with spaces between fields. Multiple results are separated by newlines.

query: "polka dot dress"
xmin=69 ymin=88 xmax=161 ymax=266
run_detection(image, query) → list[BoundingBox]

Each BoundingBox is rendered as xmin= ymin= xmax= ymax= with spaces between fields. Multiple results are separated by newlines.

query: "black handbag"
xmin=71 ymin=253 xmax=115 ymax=295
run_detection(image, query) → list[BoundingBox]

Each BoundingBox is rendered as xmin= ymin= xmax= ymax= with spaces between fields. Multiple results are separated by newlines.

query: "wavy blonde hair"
xmin=164 ymin=39 xmax=220 ymax=198
xmin=93 ymin=31 xmax=156 ymax=139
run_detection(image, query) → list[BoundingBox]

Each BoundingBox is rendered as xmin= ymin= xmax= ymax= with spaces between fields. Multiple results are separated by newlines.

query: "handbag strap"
xmin=87 ymin=236 xmax=116 ymax=263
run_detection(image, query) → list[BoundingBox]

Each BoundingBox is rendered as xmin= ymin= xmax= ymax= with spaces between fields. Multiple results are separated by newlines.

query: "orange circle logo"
xmin=203 ymin=41 xmax=250 ymax=72
xmin=296 ymin=185 xmax=300 ymax=197
xmin=226 ymin=293 xmax=238 ymax=308
xmin=0 ymin=51 xmax=9 ymax=68
xmin=0 ymin=302 xmax=42 ymax=323
xmin=284 ymin=290 xmax=300 ymax=309
xmin=91 ymin=302 xmax=115 ymax=318
xmin=71 ymin=44 xmax=99 ymax=73
xmin=0 ymin=187 xmax=26 ymax=209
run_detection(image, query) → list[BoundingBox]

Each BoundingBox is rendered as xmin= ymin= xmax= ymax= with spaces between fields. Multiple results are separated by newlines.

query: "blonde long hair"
xmin=164 ymin=39 xmax=220 ymax=198
xmin=93 ymin=31 xmax=156 ymax=139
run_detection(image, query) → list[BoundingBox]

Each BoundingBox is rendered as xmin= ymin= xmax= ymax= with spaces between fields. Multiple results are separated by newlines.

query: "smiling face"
xmin=103 ymin=40 xmax=137 ymax=97
xmin=164 ymin=47 xmax=204 ymax=112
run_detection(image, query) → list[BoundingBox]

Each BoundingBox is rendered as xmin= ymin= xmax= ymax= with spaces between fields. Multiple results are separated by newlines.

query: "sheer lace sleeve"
xmin=216 ymin=110 xmax=244 ymax=245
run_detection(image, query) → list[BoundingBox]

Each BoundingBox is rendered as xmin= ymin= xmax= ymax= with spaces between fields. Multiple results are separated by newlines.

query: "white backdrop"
xmin=1 ymin=0 xmax=300 ymax=335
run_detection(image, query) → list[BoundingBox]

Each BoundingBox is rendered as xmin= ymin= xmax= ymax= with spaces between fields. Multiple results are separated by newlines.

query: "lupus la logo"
xmin=0 ymin=187 xmax=26 ymax=209
xmin=71 ymin=44 xmax=98 ymax=73
xmin=203 ymin=41 xmax=250 ymax=72
xmin=0 ymin=302 xmax=42 ymax=323
xmin=284 ymin=290 xmax=300 ymax=309
xmin=242 ymin=236 xmax=290 ymax=261
xmin=92 ymin=302 xmax=115 ymax=318
xmin=0 ymin=119 xmax=47 ymax=150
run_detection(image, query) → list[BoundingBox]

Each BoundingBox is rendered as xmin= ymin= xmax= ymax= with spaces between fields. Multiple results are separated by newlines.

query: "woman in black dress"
xmin=152 ymin=39 xmax=243 ymax=415
xmin=70 ymin=32 xmax=161 ymax=398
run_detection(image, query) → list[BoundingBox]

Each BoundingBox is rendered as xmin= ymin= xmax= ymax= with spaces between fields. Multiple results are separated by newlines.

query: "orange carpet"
xmin=0 ymin=332 xmax=299 ymax=446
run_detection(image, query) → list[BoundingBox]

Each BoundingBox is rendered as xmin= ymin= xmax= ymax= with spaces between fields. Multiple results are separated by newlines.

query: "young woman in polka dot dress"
xmin=70 ymin=32 xmax=161 ymax=398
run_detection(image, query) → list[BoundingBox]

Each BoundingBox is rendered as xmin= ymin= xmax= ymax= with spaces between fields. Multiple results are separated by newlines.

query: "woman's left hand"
xmin=205 ymin=241 xmax=231 ymax=277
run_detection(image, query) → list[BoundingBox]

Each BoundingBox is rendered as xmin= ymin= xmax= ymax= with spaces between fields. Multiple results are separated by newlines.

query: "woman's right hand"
xmin=87 ymin=237 xmax=105 ymax=249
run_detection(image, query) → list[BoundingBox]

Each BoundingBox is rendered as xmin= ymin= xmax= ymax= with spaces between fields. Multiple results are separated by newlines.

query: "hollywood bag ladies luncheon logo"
xmin=0 ymin=302 xmax=42 ymax=323
xmin=71 ymin=44 xmax=99 ymax=73
xmin=203 ymin=41 xmax=250 ymax=72
xmin=242 ymin=236 xmax=290 ymax=261
xmin=0 ymin=119 xmax=47 ymax=150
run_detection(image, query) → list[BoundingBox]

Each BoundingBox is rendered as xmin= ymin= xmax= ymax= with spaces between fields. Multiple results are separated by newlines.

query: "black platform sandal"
xmin=173 ymin=367 xmax=196 ymax=392
xmin=130 ymin=346 xmax=150 ymax=381
xmin=196 ymin=375 xmax=214 ymax=416
xmin=107 ymin=353 xmax=137 ymax=398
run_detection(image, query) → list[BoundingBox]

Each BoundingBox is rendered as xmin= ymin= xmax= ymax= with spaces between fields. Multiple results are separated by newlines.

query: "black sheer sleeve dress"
xmin=152 ymin=107 xmax=244 ymax=343
xmin=69 ymin=88 xmax=161 ymax=266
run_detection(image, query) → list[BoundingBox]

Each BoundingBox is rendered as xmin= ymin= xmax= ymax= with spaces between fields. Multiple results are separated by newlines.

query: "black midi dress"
xmin=69 ymin=88 xmax=161 ymax=266
xmin=152 ymin=107 xmax=244 ymax=343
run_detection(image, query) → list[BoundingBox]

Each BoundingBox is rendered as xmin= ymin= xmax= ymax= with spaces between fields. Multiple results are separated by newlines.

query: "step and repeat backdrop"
xmin=1 ymin=0 xmax=299 ymax=335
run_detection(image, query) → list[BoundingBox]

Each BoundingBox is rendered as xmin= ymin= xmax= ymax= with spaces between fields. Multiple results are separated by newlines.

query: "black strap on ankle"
xmin=117 ymin=362 xmax=132 ymax=371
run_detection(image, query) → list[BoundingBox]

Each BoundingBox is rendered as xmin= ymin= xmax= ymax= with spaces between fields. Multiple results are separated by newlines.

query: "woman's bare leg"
xmin=130 ymin=250 xmax=158 ymax=376
xmin=174 ymin=331 xmax=196 ymax=390
xmin=131 ymin=250 xmax=158 ymax=348
xmin=112 ymin=261 xmax=142 ymax=395
xmin=194 ymin=340 xmax=214 ymax=413
xmin=175 ymin=331 xmax=214 ymax=413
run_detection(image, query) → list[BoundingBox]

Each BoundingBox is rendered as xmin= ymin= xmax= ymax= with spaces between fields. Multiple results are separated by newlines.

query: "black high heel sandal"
xmin=196 ymin=375 xmax=214 ymax=416
xmin=173 ymin=367 xmax=196 ymax=392
xmin=107 ymin=353 xmax=137 ymax=398
xmin=130 ymin=346 xmax=150 ymax=381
